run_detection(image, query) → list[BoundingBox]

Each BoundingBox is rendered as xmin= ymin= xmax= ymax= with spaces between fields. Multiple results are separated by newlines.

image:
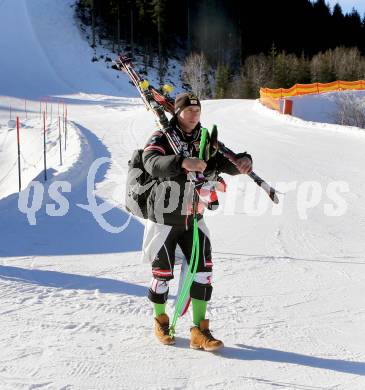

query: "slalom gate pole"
xmin=16 ymin=117 xmax=21 ymax=192
xmin=58 ymin=116 xmax=63 ymax=166
xmin=43 ymin=111 xmax=47 ymax=181
xmin=64 ymin=105 xmax=67 ymax=151
xmin=50 ymin=96 xmax=53 ymax=123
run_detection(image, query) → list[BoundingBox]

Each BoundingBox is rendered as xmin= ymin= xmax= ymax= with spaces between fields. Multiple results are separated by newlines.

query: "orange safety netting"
xmin=260 ymin=80 xmax=365 ymax=112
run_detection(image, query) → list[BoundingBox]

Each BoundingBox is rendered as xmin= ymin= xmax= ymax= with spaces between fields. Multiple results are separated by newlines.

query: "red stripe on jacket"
xmin=144 ymin=145 xmax=166 ymax=155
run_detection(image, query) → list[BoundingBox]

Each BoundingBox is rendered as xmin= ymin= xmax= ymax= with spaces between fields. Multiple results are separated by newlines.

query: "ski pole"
xmin=169 ymin=128 xmax=208 ymax=337
xmin=215 ymin=140 xmax=279 ymax=204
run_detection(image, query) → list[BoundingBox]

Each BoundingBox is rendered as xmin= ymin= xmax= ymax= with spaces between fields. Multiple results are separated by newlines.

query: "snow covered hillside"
xmin=1 ymin=1 xmax=365 ymax=389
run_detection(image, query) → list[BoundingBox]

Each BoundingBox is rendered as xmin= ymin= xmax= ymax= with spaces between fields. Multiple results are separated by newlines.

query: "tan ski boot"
xmin=190 ymin=319 xmax=224 ymax=351
xmin=154 ymin=313 xmax=175 ymax=345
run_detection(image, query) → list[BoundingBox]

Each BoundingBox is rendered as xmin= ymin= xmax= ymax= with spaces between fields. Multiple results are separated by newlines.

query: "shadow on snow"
xmin=0 ymin=265 xmax=147 ymax=297
xmin=0 ymin=123 xmax=144 ymax=257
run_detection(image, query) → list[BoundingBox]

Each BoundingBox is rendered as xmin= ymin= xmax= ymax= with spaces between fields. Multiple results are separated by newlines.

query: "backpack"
xmin=125 ymin=149 xmax=156 ymax=219
xmin=125 ymin=126 xmax=215 ymax=219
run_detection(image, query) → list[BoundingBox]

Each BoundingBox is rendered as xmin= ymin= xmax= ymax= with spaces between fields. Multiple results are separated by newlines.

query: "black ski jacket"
xmin=142 ymin=117 xmax=251 ymax=227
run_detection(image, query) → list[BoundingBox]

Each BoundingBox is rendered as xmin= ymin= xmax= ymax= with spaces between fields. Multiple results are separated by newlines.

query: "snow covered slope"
xmin=288 ymin=90 xmax=365 ymax=123
xmin=1 ymin=1 xmax=365 ymax=389
xmin=0 ymin=0 xmax=136 ymax=98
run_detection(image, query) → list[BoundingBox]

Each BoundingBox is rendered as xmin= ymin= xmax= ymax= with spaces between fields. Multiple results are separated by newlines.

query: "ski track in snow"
xmin=1 ymin=0 xmax=365 ymax=389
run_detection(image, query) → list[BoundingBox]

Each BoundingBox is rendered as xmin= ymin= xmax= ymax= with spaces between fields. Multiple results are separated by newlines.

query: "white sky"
xmin=326 ymin=0 xmax=365 ymax=16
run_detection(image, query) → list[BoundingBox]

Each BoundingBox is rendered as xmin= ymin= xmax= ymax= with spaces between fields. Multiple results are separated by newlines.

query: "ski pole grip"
xmin=199 ymin=128 xmax=208 ymax=160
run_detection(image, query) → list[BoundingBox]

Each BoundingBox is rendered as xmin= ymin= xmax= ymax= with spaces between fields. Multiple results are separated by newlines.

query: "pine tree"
xmin=151 ymin=0 xmax=167 ymax=84
xmin=214 ymin=63 xmax=230 ymax=98
xmin=331 ymin=3 xmax=345 ymax=48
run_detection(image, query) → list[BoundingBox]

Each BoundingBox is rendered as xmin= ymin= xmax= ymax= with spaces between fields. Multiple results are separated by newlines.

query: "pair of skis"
xmin=113 ymin=55 xmax=279 ymax=204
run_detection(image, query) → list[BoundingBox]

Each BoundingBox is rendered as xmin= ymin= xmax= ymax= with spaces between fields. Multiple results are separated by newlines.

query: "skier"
xmin=142 ymin=92 xmax=252 ymax=350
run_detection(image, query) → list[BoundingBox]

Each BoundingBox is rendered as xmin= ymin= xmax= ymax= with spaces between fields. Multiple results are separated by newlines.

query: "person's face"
xmin=178 ymin=106 xmax=201 ymax=132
